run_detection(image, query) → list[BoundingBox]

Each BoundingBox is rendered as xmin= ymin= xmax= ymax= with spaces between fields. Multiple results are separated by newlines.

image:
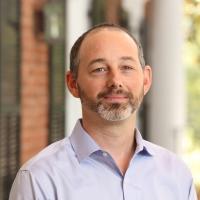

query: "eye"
xmin=91 ymin=67 xmax=108 ymax=74
xmin=121 ymin=65 xmax=134 ymax=71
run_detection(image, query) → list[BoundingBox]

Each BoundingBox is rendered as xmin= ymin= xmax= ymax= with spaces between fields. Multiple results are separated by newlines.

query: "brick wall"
xmin=20 ymin=0 xmax=49 ymax=164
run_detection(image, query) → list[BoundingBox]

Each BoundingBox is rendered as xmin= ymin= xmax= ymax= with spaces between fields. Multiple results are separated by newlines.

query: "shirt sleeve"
xmin=188 ymin=181 xmax=198 ymax=200
xmin=9 ymin=170 xmax=38 ymax=200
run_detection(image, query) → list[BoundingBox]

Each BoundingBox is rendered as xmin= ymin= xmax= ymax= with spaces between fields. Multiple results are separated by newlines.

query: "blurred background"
xmin=0 ymin=0 xmax=200 ymax=199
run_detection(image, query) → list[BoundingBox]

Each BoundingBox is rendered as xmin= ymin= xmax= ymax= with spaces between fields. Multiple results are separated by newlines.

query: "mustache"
xmin=97 ymin=88 xmax=133 ymax=99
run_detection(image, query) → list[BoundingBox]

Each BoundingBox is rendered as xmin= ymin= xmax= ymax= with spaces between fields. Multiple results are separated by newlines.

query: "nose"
xmin=106 ymin=69 xmax=123 ymax=89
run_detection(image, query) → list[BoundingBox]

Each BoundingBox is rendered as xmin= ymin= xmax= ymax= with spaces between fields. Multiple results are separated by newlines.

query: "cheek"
xmin=78 ymin=79 xmax=104 ymax=98
xmin=127 ymin=78 xmax=144 ymax=92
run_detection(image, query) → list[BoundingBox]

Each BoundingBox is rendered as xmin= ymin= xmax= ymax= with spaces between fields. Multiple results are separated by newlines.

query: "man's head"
xmin=66 ymin=23 xmax=152 ymax=122
xmin=70 ymin=23 xmax=146 ymax=79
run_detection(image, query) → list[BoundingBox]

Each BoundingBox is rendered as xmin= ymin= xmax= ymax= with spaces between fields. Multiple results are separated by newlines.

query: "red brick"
xmin=20 ymin=0 xmax=50 ymax=164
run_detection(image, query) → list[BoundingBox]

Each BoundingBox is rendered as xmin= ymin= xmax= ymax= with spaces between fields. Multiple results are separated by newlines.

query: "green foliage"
xmin=186 ymin=67 xmax=200 ymax=145
xmin=184 ymin=0 xmax=200 ymax=144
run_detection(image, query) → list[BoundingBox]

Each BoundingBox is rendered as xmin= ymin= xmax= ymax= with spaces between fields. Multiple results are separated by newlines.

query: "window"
xmin=0 ymin=0 xmax=20 ymax=199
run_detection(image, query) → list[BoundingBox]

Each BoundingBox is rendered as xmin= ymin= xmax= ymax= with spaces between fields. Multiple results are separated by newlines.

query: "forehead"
xmin=79 ymin=28 xmax=138 ymax=54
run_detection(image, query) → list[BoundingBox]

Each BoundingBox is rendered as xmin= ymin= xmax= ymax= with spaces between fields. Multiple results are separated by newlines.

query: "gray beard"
xmin=97 ymin=102 xmax=134 ymax=121
xmin=78 ymin=85 xmax=143 ymax=121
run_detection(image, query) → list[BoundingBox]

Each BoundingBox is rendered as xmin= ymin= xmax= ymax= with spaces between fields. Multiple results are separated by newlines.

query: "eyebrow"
xmin=87 ymin=56 xmax=137 ymax=68
xmin=88 ymin=58 xmax=107 ymax=67
xmin=119 ymin=56 xmax=136 ymax=62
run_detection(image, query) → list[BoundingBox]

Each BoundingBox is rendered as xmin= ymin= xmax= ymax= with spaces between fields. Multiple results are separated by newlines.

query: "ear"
xmin=143 ymin=65 xmax=152 ymax=95
xmin=66 ymin=71 xmax=80 ymax=98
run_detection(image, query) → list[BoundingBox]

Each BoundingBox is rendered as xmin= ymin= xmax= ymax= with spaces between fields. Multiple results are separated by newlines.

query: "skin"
xmin=66 ymin=28 xmax=152 ymax=174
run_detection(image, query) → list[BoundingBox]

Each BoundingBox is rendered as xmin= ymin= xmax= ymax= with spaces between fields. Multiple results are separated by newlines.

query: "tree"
xmin=184 ymin=0 xmax=200 ymax=145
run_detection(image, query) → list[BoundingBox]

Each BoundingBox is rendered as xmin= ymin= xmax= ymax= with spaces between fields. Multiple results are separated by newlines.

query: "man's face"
xmin=68 ymin=29 xmax=151 ymax=121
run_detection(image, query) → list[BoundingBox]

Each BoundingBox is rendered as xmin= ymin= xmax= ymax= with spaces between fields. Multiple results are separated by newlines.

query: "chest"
xmin=40 ymin=160 xmax=186 ymax=200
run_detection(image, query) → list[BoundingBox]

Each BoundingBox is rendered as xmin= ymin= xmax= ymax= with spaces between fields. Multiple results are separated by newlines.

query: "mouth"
xmin=97 ymin=88 xmax=131 ymax=104
xmin=103 ymin=95 xmax=128 ymax=103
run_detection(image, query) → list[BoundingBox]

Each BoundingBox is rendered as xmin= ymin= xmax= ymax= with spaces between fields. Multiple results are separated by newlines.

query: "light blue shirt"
xmin=9 ymin=120 xmax=197 ymax=200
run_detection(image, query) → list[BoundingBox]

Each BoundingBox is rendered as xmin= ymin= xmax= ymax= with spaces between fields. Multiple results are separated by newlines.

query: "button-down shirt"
xmin=9 ymin=120 xmax=197 ymax=200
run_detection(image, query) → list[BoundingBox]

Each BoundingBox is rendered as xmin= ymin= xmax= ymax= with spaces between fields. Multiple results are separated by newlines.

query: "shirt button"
xmin=102 ymin=152 xmax=108 ymax=157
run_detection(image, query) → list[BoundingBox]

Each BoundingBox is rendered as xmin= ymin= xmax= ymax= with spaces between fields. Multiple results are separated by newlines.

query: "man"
xmin=9 ymin=23 xmax=197 ymax=200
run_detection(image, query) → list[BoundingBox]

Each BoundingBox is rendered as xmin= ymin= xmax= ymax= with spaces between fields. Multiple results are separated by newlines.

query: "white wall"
xmin=65 ymin=0 xmax=91 ymax=135
xmin=122 ymin=0 xmax=146 ymax=39
xmin=147 ymin=0 xmax=185 ymax=153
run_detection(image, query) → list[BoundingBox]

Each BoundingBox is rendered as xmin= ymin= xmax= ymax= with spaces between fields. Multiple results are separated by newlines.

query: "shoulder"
xmin=20 ymin=137 xmax=76 ymax=173
xmin=141 ymin=140 xmax=197 ymax=199
xmin=144 ymin=140 xmax=192 ymax=179
xmin=10 ymin=138 xmax=76 ymax=199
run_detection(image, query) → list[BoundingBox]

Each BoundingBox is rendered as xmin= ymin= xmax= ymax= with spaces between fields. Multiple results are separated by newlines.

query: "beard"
xmin=77 ymin=84 xmax=144 ymax=121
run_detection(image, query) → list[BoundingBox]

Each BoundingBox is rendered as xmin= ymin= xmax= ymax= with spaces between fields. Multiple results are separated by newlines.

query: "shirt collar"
xmin=69 ymin=120 xmax=155 ymax=162
xmin=69 ymin=119 xmax=101 ymax=162
xmin=134 ymin=128 xmax=155 ymax=156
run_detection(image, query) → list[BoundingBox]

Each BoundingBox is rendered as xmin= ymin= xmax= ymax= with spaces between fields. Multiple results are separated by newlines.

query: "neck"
xmin=82 ymin=111 xmax=137 ymax=174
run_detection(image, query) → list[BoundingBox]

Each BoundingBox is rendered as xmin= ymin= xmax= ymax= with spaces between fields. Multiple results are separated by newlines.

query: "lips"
xmin=97 ymin=89 xmax=131 ymax=103
xmin=104 ymin=95 xmax=127 ymax=99
xmin=103 ymin=94 xmax=128 ymax=103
